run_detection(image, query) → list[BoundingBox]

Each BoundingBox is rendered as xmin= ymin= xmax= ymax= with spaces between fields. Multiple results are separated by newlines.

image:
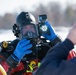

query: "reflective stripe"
xmin=0 ymin=65 xmax=7 ymax=75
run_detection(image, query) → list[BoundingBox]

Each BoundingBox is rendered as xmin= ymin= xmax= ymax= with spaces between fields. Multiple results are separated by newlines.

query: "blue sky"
xmin=0 ymin=0 xmax=76 ymax=15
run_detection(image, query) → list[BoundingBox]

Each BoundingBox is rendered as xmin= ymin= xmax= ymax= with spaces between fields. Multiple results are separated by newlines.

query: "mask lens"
xmin=20 ymin=24 xmax=38 ymax=39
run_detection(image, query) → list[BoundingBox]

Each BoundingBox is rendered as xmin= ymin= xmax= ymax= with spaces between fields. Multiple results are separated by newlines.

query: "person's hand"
xmin=42 ymin=21 xmax=57 ymax=41
xmin=67 ymin=23 xmax=76 ymax=45
xmin=12 ymin=39 xmax=32 ymax=61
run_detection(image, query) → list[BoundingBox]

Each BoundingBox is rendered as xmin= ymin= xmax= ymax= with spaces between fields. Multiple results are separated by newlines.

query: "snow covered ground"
xmin=0 ymin=29 xmax=16 ymax=42
xmin=0 ymin=27 xmax=69 ymax=41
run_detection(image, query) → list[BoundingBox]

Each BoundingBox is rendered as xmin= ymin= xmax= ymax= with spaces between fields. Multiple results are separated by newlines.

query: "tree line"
xmin=0 ymin=2 xmax=76 ymax=29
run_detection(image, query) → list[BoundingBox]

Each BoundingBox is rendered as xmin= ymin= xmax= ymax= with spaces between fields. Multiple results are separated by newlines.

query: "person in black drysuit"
xmin=0 ymin=11 xmax=61 ymax=75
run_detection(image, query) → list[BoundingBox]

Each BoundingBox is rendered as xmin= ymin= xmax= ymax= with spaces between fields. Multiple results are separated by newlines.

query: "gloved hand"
xmin=42 ymin=21 xmax=57 ymax=41
xmin=12 ymin=39 xmax=32 ymax=61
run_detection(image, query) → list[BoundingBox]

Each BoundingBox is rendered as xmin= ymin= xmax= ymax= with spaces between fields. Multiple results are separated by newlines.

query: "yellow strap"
xmin=0 ymin=65 xmax=7 ymax=75
xmin=38 ymin=62 xmax=41 ymax=67
xmin=26 ymin=62 xmax=41 ymax=73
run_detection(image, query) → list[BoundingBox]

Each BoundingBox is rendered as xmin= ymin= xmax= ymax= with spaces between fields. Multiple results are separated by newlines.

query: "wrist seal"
xmin=6 ymin=55 xmax=19 ymax=69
